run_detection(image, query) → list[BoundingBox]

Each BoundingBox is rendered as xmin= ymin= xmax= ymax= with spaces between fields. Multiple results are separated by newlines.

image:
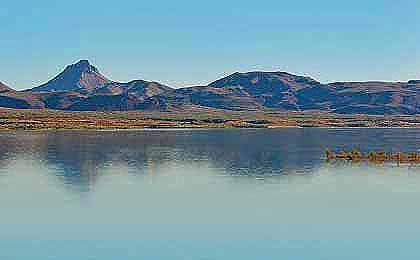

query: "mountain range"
xmin=1 ymin=60 xmax=420 ymax=114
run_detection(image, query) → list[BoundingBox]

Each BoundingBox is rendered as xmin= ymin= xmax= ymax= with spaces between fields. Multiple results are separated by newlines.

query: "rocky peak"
xmin=31 ymin=59 xmax=111 ymax=92
xmin=65 ymin=60 xmax=99 ymax=74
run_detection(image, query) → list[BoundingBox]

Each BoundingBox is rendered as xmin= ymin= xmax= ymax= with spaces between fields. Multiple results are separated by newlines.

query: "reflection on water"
xmin=2 ymin=128 xmax=420 ymax=260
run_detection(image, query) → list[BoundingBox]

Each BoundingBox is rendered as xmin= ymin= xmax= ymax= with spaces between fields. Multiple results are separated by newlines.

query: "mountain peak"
xmin=64 ymin=59 xmax=99 ymax=74
xmin=76 ymin=59 xmax=90 ymax=66
xmin=31 ymin=60 xmax=111 ymax=93
xmin=208 ymin=71 xmax=320 ymax=90
xmin=74 ymin=59 xmax=93 ymax=69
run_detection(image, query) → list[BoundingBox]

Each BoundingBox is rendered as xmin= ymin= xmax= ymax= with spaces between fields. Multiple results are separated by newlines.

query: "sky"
xmin=1 ymin=0 xmax=419 ymax=90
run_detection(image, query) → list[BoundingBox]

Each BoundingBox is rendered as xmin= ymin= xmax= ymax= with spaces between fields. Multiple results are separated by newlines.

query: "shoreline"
xmin=2 ymin=127 xmax=420 ymax=133
xmin=1 ymin=108 xmax=420 ymax=130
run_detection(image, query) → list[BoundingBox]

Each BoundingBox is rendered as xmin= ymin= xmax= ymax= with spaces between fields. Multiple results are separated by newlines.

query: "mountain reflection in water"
xmin=2 ymin=129 xmax=420 ymax=260
xmin=1 ymin=128 xmax=420 ymax=191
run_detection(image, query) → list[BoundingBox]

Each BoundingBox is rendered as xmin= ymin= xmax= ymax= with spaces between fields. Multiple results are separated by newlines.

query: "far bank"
xmin=0 ymin=108 xmax=419 ymax=130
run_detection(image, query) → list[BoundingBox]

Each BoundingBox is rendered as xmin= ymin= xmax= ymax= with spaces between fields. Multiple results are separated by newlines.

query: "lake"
xmin=1 ymin=128 xmax=420 ymax=259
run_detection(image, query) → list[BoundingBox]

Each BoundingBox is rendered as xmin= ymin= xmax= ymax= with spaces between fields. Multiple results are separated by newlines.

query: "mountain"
xmin=139 ymin=72 xmax=324 ymax=111
xmin=25 ymin=60 xmax=174 ymax=111
xmin=140 ymin=72 xmax=329 ymax=111
xmin=1 ymin=60 xmax=420 ymax=114
xmin=207 ymin=71 xmax=323 ymax=110
xmin=30 ymin=60 xmax=111 ymax=93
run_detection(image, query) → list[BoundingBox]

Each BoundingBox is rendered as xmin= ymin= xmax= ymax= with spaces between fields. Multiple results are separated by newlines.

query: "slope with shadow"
xmin=0 ymin=81 xmax=46 ymax=109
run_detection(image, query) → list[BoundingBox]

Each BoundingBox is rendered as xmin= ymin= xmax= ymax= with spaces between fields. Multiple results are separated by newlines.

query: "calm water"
xmin=2 ymin=128 xmax=420 ymax=259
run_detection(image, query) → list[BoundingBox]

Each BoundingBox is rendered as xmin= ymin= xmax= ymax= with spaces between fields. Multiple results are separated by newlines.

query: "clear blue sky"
xmin=1 ymin=0 xmax=419 ymax=89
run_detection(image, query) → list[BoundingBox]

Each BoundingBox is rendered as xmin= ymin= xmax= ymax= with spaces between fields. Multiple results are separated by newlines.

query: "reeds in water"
xmin=326 ymin=149 xmax=420 ymax=163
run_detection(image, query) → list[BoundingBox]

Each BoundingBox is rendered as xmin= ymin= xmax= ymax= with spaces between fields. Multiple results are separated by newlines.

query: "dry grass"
xmin=0 ymin=108 xmax=419 ymax=130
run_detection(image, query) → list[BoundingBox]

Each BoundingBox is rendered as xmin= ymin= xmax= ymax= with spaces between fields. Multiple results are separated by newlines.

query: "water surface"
xmin=1 ymin=128 xmax=420 ymax=259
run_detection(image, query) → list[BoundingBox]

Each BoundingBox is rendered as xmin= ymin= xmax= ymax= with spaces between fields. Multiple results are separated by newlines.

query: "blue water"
xmin=1 ymin=128 xmax=420 ymax=259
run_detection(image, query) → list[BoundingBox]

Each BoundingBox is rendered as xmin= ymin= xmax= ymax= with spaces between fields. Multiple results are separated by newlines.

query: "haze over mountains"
xmin=1 ymin=60 xmax=420 ymax=114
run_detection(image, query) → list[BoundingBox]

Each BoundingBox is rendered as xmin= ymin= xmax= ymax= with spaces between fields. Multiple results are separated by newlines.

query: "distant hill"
xmin=325 ymin=81 xmax=420 ymax=114
xmin=1 ymin=60 xmax=420 ymax=114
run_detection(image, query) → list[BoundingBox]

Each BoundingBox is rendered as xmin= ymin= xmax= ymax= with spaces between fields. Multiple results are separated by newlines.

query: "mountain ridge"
xmin=1 ymin=60 xmax=420 ymax=114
